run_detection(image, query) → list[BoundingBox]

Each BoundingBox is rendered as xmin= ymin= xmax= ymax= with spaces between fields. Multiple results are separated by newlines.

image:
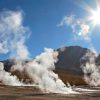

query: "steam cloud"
xmin=0 ymin=10 xmax=30 ymax=59
xmin=0 ymin=48 xmax=73 ymax=93
xmin=81 ymin=48 xmax=100 ymax=86
xmin=11 ymin=48 xmax=73 ymax=93
xmin=0 ymin=10 xmax=74 ymax=94
xmin=0 ymin=62 xmax=23 ymax=86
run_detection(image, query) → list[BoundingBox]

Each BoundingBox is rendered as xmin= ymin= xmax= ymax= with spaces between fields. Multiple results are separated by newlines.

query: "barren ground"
xmin=0 ymin=85 xmax=100 ymax=100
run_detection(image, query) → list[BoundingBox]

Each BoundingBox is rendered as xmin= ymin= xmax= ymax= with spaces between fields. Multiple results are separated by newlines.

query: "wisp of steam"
xmin=79 ymin=24 xmax=100 ymax=86
xmin=81 ymin=48 xmax=100 ymax=86
xmin=0 ymin=10 xmax=74 ymax=94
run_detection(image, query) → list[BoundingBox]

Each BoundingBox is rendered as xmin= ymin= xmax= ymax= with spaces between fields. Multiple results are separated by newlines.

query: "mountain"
xmin=55 ymin=46 xmax=100 ymax=85
xmin=55 ymin=46 xmax=88 ymax=74
xmin=1 ymin=46 xmax=100 ymax=85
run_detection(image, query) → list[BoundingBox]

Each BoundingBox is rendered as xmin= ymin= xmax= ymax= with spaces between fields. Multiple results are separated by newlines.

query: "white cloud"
xmin=57 ymin=15 xmax=74 ymax=27
xmin=57 ymin=15 xmax=90 ymax=41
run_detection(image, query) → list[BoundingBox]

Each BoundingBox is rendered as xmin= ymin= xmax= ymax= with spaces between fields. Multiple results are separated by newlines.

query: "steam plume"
xmin=0 ymin=62 xmax=23 ymax=86
xmin=81 ymin=49 xmax=100 ymax=86
xmin=0 ymin=10 xmax=74 ymax=94
xmin=0 ymin=10 xmax=30 ymax=59
xmin=11 ymin=48 xmax=73 ymax=93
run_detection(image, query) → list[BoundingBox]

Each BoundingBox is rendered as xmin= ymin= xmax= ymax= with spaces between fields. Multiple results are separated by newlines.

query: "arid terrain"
xmin=0 ymin=85 xmax=100 ymax=100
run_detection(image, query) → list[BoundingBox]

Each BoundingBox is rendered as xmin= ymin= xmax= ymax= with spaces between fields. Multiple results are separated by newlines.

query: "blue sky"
xmin=0 ymin=0 xmax=100 ymax=60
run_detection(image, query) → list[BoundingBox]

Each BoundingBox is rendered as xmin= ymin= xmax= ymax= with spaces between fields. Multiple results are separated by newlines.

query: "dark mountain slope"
xmin=55 ymin=46 xmax=88 ymax=74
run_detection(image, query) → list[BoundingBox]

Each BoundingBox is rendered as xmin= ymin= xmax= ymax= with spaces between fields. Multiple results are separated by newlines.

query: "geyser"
xmin=0 ymin=9 xmax=74 ymax=94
